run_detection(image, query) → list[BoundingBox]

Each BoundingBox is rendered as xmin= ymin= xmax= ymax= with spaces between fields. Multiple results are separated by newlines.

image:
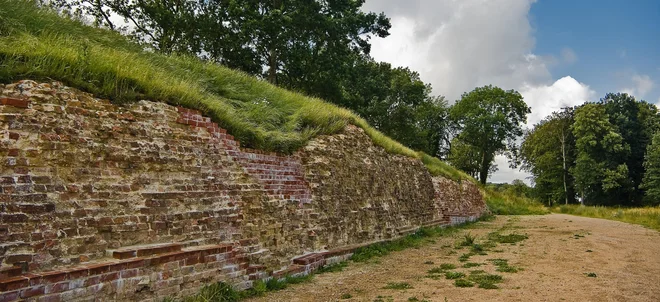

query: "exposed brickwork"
xmin=0 ymin=80 xmax=487 ymax=301
xmin=432 ymin=176 xmax=488 ymax=224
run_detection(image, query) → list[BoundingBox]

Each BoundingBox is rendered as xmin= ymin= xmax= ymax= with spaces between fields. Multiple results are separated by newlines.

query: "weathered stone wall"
xmin=0 ymin=81 xmax=487 ymax=301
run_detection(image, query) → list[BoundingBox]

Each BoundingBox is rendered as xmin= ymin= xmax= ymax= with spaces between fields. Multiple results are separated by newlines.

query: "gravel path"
xmin=248 ymin=214 xmax=660 ymax=302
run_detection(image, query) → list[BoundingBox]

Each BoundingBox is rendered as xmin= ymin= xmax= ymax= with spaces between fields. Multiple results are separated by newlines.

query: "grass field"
xmin=552 ymin=205 xmax=660 ymax=231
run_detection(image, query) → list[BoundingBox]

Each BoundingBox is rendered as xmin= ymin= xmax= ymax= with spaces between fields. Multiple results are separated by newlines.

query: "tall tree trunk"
xmin=561 ymin=129 xmax=569 ymax=205
xmin=479 ymin=150 xmax=489 ymax=185
xmin=267 ymin=48 xmax=277 ymax=84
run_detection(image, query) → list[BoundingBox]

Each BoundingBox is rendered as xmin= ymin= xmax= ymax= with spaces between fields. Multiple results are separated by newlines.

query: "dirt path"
xmin=248 ymin=214 xmax=660 ymax=302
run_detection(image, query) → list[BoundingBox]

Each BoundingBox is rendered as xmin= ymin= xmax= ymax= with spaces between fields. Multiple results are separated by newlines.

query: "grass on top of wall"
xmin=0 ymin=0 xmax=473 ymax=182
xmin=552 ymin=205 xmax=660 ymax=232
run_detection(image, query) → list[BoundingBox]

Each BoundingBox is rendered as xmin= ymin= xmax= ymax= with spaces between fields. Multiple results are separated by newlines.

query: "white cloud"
xmin=361 ymin=1 xmax=595 ymax=184
xmin=363 ymin=0 xmax=550 ymax=100
xmin=521 ymin=76 xmax=595 ymax=126
xmin=490 ymin=76 xmax=594 ymax=185
xmin=621 ymin=74 xmax=654 ymax=98
xmin=560 ymin=48 xmax=578 ymax=64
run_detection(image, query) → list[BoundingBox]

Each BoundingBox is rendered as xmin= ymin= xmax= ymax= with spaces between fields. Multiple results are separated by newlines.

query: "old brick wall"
xmin=0 ymin=81 xmax=487 ymax=301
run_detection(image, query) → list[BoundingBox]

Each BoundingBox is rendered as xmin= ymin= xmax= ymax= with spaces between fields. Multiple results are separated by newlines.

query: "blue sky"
xmin=363 ymin=0 xmax=660 ymax=183
xmin=531 ymin=0 xmax=660 ymax=103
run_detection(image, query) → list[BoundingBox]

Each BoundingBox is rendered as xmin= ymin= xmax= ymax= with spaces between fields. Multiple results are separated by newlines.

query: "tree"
xmin=571 ymin=103 xmax=631 ymax=205
xmin=447 ymin=138 xmax=483 ymax=178
xmin=449 ymin=85 xmax=530 ymax=184
xmin=54 ymin=0 xmax=391 ymax=90
xmin=600 ymin=93 xmax=660 ymax=203
xmin=520 ymin=108 xmax=576 ymax=205
xmin=337 ymin=58 xmax=449 ymax=156
xmin=641 ymin=131 xmax=660 ymax=205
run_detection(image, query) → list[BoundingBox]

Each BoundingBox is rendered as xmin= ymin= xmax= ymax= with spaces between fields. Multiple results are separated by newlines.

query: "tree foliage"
xmin=449 ymin=85 xmax=530 ymax=184
xmin=520 ymin=108 xmax=575 ymax=205
xmin=641 ymin=131 xmax=660 ymax=205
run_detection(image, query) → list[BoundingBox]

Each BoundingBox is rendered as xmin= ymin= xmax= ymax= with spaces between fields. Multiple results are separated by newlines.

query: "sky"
xmin=362 ymin=0 xmax=660 ymax=184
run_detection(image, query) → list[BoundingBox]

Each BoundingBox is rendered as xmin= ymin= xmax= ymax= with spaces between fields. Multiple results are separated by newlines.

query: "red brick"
xmin=66 ymin=268 xmax=88 ymax=280
xmin=85 ymin=263 xmax=110 ymax=275
xmin=20 ymin=285 xmax=45 ymax=298
xmin=124 ymin=258 xmax=146 ymax=269
xmin=5 ymin=254 xmax=32 ymax=264
xmin=8 ymin=132 xmax=20 ymax=140
xmin=0 ymin=266 xmax=22 ymax=280
xmin=36 ymin=271 xmax=67 ymax=284
xmin=0 ymin=290 xmax=20 ymax=302
xmin=100 ymin=272 xmax=119 ymax=282
xmin=44 ymin=282 xmax=68 ymax=294
xmin=0 ymin=276 xmax=29 ymax=292
xmin=112 ymin=250 xmax=136 ymax=260
xmin=82 ymin=276 xmax=100 ymax=287
xmin=120 ymin=269 xmax=138 ymax=279
xmin=0 ymin=98 xmax=30 ymax=108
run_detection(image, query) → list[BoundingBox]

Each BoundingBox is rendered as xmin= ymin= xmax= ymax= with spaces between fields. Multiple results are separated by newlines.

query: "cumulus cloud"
xmin=521 ymin=76 xmax=595 ymax=126
xmin=363 ymin=0 xmax=550 ymax=100
xmin=362 ymin=0 xmax=597 ymax=184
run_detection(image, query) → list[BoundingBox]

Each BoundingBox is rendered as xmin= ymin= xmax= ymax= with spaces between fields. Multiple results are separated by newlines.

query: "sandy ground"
xmin=248 ymin=214 xmax=660 ymax=302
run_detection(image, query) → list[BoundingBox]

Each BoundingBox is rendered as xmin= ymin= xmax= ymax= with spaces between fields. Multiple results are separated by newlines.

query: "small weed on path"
xmin=462 ymin=262 xmax=482 ymax=268
xmin=407 ymin=297 xmax=430 ymax=302
xmin=445 ymin=271 xmax=466 ymax=279
xmin=316 ymin=261 xmax=348 ymax=273
xmin=459 ymin=253 xmax=474 ymax=262
xmin=460 ymin=233 xmax=477 ymax=246
xmin=585 ymin=272 xmax=597 ymax=278
xmin=454 ymin=279 xmax=475 ymax=287
xmin=488 ymin=232 xmax=528 ymax=244
xmin=489 ymin=258 xmax=520 ymax=273
xmin=383 ymin=282 xmax=413 ymax=290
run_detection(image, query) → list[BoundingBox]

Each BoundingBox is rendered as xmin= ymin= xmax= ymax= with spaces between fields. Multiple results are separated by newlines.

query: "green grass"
xmin=552 ymin=205 xmax=660 ymax=231
xmin=453 ymin=279 xmax=474 ymax=288
xmin=350 ymin=221 xmax=480 ymax=262
xmin=444 ymin=271 xmax=466 ymax=279
xmin=488 ymin=258 xmax=519 ymax=273
xmin=316 ymin=261 xmax=348 ymax=274
xmin=484 ymin=190 xmax=549 ymax=215
xmin=459 ymin=233 xmax=476 ymax=246
xmin=462 ymin=262 xmax=482 ymax=268
xmin=0 ymin=0 xmax=476 ymax=182
xmin=458 ymin=252 xmax=474 ymax=262
xmin=487 ymin=232 xmax=528 ymax=244
xmin=176 ymin=274 xmax=314 ymax=302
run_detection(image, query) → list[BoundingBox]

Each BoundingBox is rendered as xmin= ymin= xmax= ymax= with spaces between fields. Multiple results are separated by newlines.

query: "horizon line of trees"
xmin=520 ymin=93 xmax=660 ymax=207
xmin=44 ymin=1 xmax=660 ymax=206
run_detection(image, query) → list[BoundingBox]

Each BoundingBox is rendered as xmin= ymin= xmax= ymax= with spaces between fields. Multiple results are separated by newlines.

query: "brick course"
xmin=0 ymin=80 xmax=487 ymax=301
